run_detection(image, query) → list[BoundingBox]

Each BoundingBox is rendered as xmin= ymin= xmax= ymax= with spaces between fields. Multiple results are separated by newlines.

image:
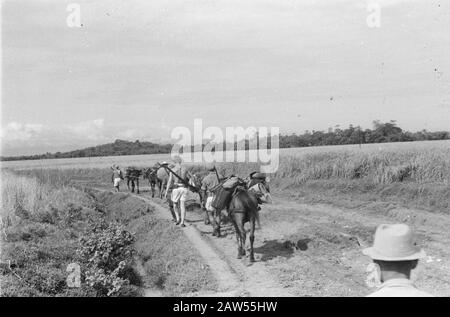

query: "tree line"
xmin=1 ymin=139 xmax=172 ymax=161
xmin=278 ymin=120 xmax=449 ymax=148
xmin=1 ymin=121 xmax=449 ymax=161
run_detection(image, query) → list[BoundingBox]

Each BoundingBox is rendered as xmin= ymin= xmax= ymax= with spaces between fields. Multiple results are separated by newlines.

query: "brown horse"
xmin=228 ymin=186 xmax=260 ymax=262
xmin=142 ymin=167 xmax=158 ymax=197
xmin=125 ymin=167 xmax=142 ymax=194
xmin=189 ymin=173 xmax=204 ymax=206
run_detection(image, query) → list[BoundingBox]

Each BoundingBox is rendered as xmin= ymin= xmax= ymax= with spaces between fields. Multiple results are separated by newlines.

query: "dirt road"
xmin=141 ymin=189 xmax=449 ymax=297
xmin=86 ymin=180 xmax=449 ymax=297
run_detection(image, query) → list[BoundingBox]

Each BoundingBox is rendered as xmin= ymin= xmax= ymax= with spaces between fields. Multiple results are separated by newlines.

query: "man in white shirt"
xmin=363 ymin=223 xmax=433 ymax=297
xmin=111 ymin=165 xmax=123 ymax=192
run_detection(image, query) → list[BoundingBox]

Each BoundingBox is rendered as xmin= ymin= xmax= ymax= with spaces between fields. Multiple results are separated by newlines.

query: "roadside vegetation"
xmin=0 ymin=170 xmax=217 ymax=296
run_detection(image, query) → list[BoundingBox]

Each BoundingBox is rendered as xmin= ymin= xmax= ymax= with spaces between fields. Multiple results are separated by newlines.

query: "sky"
xmin=1 ymin=0 xmax=450 ymax=156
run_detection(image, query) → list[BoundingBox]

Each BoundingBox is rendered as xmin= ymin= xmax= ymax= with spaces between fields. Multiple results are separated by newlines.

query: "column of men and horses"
xmin=110 ymin=160 xmax=272 ymax=262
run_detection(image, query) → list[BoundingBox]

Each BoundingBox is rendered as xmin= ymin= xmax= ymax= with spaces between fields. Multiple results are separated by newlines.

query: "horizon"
xmin=2 ymin=0 xmax=450 ymax=156
xmin=1 ymin=120 xmax=449 ymax=158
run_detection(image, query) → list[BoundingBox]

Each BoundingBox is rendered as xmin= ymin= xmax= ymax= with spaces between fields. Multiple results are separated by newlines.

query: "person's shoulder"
xmin=413 ymin=289 xmax=434 ymax=297
xmin=366 ymin=287 xmax=434 ymax=297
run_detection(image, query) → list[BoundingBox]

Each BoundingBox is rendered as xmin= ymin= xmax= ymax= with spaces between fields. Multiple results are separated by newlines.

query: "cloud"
xmin=0 ymin=118 xmax=175 ymax=156
xmin=116 ymin=128 xmax=145 ymax=140
xmin=0 ymin=122 xmax=44 ymax=141
xmin=67 ymin=118 xmax=105 ymax=140
xmin=1 ymin=119 xmax=108 ymax=155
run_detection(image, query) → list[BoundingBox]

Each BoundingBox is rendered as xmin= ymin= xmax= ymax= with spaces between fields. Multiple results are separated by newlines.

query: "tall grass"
xmin=1 ymin=171 xmax=95 ymax=227
xmin=274 ymin=148 xmax=450 ymax=185
xmin=184 ymin=144 xmax=450 ymax=186
xmin=185 ymin=143 xmax=450 ymax=212
xmin=4 ymin=140 xmax=449 ymax=186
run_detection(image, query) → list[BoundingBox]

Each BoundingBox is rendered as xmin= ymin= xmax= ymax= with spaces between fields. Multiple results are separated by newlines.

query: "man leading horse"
xmin=200 ymin=165 xmax=223 ymax=231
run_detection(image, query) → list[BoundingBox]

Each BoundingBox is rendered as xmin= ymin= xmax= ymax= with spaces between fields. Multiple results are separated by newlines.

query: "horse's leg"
xmin=156 ymin=179 xmax=161 ymax=198
xmin=160 ymin=180 xmax=166 ymax=199
xmin=151 ymin=180 xmax=155 ymax=198
xmin=216 ymin=209 xmax=222 ymax=237
xmin=249 ymin=216 xmax=256 ymax=262
xmin=136 ymin=178 xmax=140 ymax=194
xmin=210 ymin=209 xmax=219 ymax=236
xmin=126 ymin=178 xmax=131 ymax=191
xmin=231 ymin=217 xmax=243 ymax=258
xmin=202 ymin=194 xmax=211 ymax=225
xmin=204 ymin=208 xmax=211 ymax=225
xmin=210 ymin=208 xmax=222 ymax=237
xmin=220 ymin=209 xmax=229 ymax=225
xmin=236 ymin=216 xmax=246 ymax=257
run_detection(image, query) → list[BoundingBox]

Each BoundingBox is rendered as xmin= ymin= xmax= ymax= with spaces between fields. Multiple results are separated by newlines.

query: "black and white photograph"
xmin=1 ymin=0 xmax=449 ymax=301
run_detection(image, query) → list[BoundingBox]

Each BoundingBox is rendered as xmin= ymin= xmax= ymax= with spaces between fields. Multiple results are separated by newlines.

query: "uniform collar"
xmin=379 ymin=278 xmax=415 ymax=289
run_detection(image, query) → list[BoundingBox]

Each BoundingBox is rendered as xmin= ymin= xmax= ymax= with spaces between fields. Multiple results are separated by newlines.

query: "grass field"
xmin=3 ymin=140 xmax=449 ymax=184
xmin=3 ymin=140 xmax=450 ymax=213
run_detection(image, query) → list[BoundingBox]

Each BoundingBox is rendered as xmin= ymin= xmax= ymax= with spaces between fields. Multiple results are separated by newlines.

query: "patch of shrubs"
xmin=76 ymin=221 xmax=138 ymax=296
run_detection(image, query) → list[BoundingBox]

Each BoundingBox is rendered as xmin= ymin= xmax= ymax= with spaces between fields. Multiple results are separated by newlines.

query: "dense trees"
xmin=1 ymin=139 xmax=172 ymax=161
xmin=1 ymin=121 xmax=449 ymax=161
xmin=279 ymin=121 xmax=449 ymax=148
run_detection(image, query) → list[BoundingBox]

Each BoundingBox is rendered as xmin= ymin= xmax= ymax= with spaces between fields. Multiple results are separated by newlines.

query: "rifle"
xmin=213 ymin=166 xmax=221 ymax=182
xmin=160 ymin=163 xmax=200 ymax=193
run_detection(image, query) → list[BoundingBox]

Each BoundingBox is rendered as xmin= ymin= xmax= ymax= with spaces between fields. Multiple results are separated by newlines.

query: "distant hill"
xmin=1 ymin=139 xmax=173 ymax=161
xmin=2 ymin=121 xmax=449 ymax=161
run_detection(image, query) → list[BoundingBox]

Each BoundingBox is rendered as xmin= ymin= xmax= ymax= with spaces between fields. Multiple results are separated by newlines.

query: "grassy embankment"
xmin=0 ymin=170 xmax=217 ymax=296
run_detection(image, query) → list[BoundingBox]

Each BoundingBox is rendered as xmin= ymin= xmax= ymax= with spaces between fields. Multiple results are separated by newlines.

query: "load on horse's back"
xmin=247 ymin=172 xmax=272 ymax=204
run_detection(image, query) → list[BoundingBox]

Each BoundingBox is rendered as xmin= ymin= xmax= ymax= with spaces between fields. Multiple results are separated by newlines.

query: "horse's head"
xmin=190 ymin=173 xmax=203 ymax=187
xmin=142 ymin=167 xmax=152 ymax=179
xmin=249 ymin=182 xmax=273 ymax=204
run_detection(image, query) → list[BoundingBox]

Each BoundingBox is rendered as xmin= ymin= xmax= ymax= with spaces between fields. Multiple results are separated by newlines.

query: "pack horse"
xmin=206 ymin=173 xmax=272 ymax=262
xmin=124 ymin=167 xmax=142 ymax=194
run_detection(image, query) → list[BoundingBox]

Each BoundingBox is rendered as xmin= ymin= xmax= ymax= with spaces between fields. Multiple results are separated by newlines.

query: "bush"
xmin=77 ymin=221 xmax=135 ymax=296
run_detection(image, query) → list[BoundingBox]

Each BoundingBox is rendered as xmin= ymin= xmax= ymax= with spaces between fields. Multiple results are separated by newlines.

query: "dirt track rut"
xmin=134 ymin=194 xmax=293 ymax=297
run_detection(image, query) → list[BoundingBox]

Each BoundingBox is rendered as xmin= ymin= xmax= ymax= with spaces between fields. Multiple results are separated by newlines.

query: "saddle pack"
xmin=125 ymin=167 xmax=142 ymax=178
xmin=210 ymin=175 xmax=246 ymax=211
